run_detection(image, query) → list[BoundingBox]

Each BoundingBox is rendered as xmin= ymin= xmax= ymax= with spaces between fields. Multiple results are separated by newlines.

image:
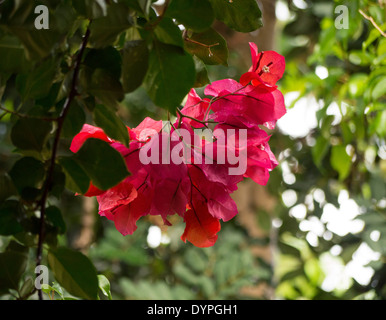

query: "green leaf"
xmin=2 ymin=0 xmax=63 ymax=60
xmin=209 ymin=0 xmax=262 ymax=32
xmin=154 ymin=18 xmax=184 ymax=47
xmin=144 ymin=41 xmax=195 ymax=110
xmin=377 ymin=38 xmax=386 ymax=57
xmin=58 ymin=157 xmax=90 ymax=195
xmin=371 ymin=76 xmax=386 ymax=100
xmin=36 ymin=83 xmax=62 ymax=111
xmin=16 ymin=58 xmax=59 ymax=100
xmin=72 ymin=0 xmax=108 ymax=19
xmin=0 ymin=200 xmax=23 ymax=236
xmin=62 ymin=100 xmax=86 ymax=139
xmin=51 ymin=282 xmax=65 ymax=299
xmin=98 ymin=275 xmax=112 ymax=300
xmin=52 ymin=2 xmax=78 ymax=35
xmin=185 ymin=28 xmax=228 ymax=66
xmin=9 ymin=157 xmax=45 ymax=193
xmin=19 ymin=277 xmax=34 ymax=299
xmin=89 ymin=229 xmax=149 ymax=266
xmin=54 ymin=160 xmax=79 ymax=194
xmin=173 ymin=263 xmax=201 ymax=286
xmin=10 ymin=117 xmax=52 ymax=152
xmin=83 ymin=47 xmax=122 ymax=80
xmin=347 ymin=73 xmax=368 ymax=98
xmin=0 ymin=35 xmax=29 ymax=73
xmin=48 ymin=247 xmax=99 ymax=300
xmin=121 ymin=40 xmax=149 ymax=93
xmin=166 ymin=0 xmax=214 ymax=32
xmin=0 ymin=173 xmax=17 ymax=202
xmin=120 ymin=279 xmax=194 ymax=300
xmin=7 ymin=29 xmax=61 ymax=61
xmin=304 ymin=258 xmax=324 ymax=286
xmin=89 ymin=3 xmax=134 ymax=48
xmin=41 ymin=284 xmax=64 ymax=300
xmin=81 ymin=47 xmax=124 ymax=108
xmin=46 ymin=206 xmax=66 ymax=235
xmin=83 ymin=68 xmax=125 ymax=109
xmin=193 ymin=57 xmax=210 ymax=87
xmin=184 ymin=249 xmax=207 ymax=273
xmin=364 ymin=28 xmax=382 ymax=49
xmin=348 ymin=51 xmax=372 ymax=66
xmin=0 ymin=242 xmax=28 ymax=294
xmin=340 ymin=121 xmax=353 ymax=144
xmin=119 ymin=0 xmax=146 ymax=15
xmin=74 ymin=138 xmax=130 ymax=191
xmin=370 ymin=110 xmax=386 ymax=137
xmin=93 ymin=104 xmax=129 ymax=147
xmin=358 ymin=211 xmax=386 ymax=225
xmin=320 ymin=115 xmax=334 ymax=139
xmin=330 ymin=145 xmax=351 ymax=181
xmin=312 ymin=136 xmax=329 ymax=168
xmin=369 ymin=174 xmax=386 ymax=200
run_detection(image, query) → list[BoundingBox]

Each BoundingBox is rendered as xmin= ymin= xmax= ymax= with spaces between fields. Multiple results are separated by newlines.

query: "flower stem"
xmin=35 ymin=23 xmax=91 ymax=300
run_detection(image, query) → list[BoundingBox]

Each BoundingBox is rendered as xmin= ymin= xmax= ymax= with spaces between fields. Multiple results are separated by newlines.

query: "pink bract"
xmin=240 ymin=42 xmax=285 ymax=87
xmin=70 ymin=43 xmax=286 ymax=247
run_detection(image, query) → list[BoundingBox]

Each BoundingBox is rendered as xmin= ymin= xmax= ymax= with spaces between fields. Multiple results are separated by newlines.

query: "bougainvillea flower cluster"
xmin=70 ymin=43 xmax=286 ymax=247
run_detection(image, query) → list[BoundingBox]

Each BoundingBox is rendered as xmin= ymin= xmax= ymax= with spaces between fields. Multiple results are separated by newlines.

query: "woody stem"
xmin=35 ymin=23 xmax=91 ymax=301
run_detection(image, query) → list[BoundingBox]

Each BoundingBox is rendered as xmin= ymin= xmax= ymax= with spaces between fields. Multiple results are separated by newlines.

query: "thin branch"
xmin=184 ymin=37 xmax=219 ymax=57
xmin=35 ymin=23 xmax=91 ymax=301
xmin=177 ymin=83 xmax=249 ymax=130
xmin=0 ymin=105 xmax=58 ymax=122
xmin=182 ymin=29 xmax=220 ymax=57
xmin=359 ymin=9 xmax=386 ymax=37
xmin=203 ymin=84 xmax=248 ymax=122
xmin=177 ymin=109 xmax=217 ymax=127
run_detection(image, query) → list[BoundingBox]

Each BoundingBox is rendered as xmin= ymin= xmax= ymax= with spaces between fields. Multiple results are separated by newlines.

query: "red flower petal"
xmin=204 ymin=79 xmax=243 ymax=97
xmin=70 ymin=124 xmax=111 ymax=153
xmin=179 ymin=89 xmax=210 ymax=128
xmin=97 ymin=180 xmax=138 ymax=213
xmin=247 ymin=42 xmax=285 ymax=86
xmin=240 ymin=71 xmax=262 ymax=86
xmin=209 ymin=85 xmax=286 ymax=128
xmin=248 ymin=42 xmax=259 ymax=72
xmin=82 ymin=183 xmax=106 ymax=197
xmin=131 ymin=117 xmax=163 ymax=141
xmin=104 ymin=190 xmax=150 ymax=236
xmin=240 ymin=71 xmax=278 ymax=91
xmin=256 ymin=50 xmax=285 ymax=85
xmin=181 ymin=201 xmax=221 ymax=248
xmin=112 ymin=202 xmax=145 ymax=236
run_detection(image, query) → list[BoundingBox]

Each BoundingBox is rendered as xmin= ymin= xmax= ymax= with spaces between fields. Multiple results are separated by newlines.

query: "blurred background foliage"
xmin=0 ymin=0 xmax=385 ymax=300
xmin=271 ymin=0 xmax=386 ymax=299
